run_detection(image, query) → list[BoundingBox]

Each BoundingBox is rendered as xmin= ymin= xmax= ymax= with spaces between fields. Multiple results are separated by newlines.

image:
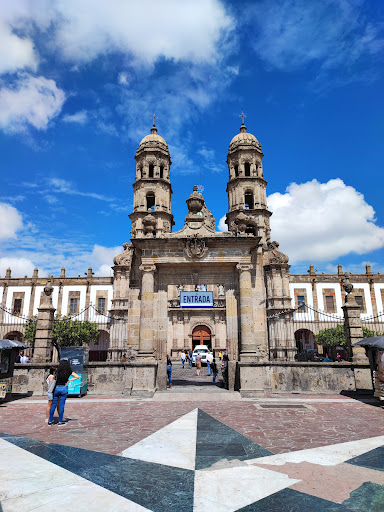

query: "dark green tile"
xmin=195 ymin=409 xmax=272 ymax=470
xmin=346 ymin=446 xmax=384 ymax=472
xmin=342 ymin=482 xmax=384 ymax=511
xmin=2 ymin=434 xmax=194 ymax=512
xmin=237 ymin=488 xmax=349 ymax=511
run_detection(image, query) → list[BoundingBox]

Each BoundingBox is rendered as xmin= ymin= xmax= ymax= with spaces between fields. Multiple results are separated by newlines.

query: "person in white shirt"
xmin=20 ymin=352 xmax=30 ymax=363
xmin=181 ymin=350 xmax=186 ymax=368
xmin=206 ymin=351 xmax=213 ymax=375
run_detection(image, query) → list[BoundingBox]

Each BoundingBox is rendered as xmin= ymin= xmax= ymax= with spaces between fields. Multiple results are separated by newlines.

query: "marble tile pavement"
xmin=0 ymin=385 xmax=384 ymax=511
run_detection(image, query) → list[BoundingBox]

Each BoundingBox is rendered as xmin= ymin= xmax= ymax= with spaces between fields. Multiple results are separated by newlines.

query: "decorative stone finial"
xmin=186 ymin=186 xmax=204 ymax=214
xmin=33 ymin=267 xmax=38 ymax=278
xmin=308 ymin=264 xmax=316 ymax=277
xmin=337 ymin=264 xmax=343 ymax=276
xmin=87 ymin=266 xmax=94 ymax=278
xmin=5 ymin=268 xmax=11 ymax=279
xmin=366 ymin=263 xmax=373 ymax=276
xmin=40 ymin=278 xmax=54 ymax=308
xmin=60 ymin=266 xmax=66 ymax=278
xmin=343 ymin=274 xmax=354 ymax=295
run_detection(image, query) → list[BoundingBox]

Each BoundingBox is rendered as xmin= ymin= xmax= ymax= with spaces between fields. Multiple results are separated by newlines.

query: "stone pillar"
xmin=342 ymin=288 xmax=372 ymax=391
xmin=138 ymin=264 xmax=156 ymax=359
xmin=34 ymin=281 xmax=56 ymax=362
xmin=236 ymin=263 xmax=256 ymax=361
xmin=342 ymin=294 xmax=368 ymax=363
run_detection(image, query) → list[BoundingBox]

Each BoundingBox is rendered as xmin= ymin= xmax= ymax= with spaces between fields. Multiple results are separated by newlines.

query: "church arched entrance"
xmin=192 ymin=325 xmax=211 ymax=349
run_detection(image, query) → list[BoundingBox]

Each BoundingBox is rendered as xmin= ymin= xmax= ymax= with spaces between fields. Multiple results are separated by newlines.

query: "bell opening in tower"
xmin=244 ymin=162 xmax=251 ymax=176
xmin=149 ymin=164 xmax=154 ymax=178
xmin=146 ymin=192 xmax=155 ymax=210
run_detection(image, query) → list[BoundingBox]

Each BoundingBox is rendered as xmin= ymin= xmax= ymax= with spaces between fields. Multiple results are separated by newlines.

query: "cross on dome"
xmin=151 ymin=113 xmax=158 ymax=126
xmin=239 ymin=112 xmax=246 ymax=125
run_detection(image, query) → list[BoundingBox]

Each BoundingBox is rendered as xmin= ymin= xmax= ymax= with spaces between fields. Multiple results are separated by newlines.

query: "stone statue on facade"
xmin=113 ymin=242 xmax=133 ymax=267
xmin=264 ymin=241 xmax=289 ymax=265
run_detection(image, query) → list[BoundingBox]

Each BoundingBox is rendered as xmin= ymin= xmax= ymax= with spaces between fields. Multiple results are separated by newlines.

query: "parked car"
xmin=192 ymin=345 xmax=211 ymax=366
xmin=295 ymin=349 xmax=324 ymax=362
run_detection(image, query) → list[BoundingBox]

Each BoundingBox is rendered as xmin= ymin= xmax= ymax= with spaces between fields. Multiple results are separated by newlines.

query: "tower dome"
xmin=137 ymin=125 xmax=169 ymax=153
xmin=228 ymin=123 xmax=261 ymax=153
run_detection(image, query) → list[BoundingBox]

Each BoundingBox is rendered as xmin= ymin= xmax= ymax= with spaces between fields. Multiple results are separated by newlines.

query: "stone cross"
xmin=151 ymin=113 xmax=158 ymax=126
xmin=239 ymin=112 xmax=246 ymax=124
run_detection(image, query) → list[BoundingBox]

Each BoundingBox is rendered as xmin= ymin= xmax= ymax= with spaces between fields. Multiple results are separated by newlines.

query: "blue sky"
xmin=1 ymin=0 xmax=384 ymax=277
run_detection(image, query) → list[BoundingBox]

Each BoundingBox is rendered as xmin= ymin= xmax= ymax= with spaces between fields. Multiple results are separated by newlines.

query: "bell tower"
xmin=226 ymin=117 xmax=272 ymax=246
xmin=129 ymin=120 xmax=174 ymax=238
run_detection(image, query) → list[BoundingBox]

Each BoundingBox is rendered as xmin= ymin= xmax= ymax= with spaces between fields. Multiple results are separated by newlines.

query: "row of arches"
xmin=233 ymin=162 xmax=260 ymax=178
xmin=137 ymin=164 xmax=167 ymax=180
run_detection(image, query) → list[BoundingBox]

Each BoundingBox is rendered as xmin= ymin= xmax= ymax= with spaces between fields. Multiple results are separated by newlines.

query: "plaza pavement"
xmin=1 ymin=363 xmax=384 ymax=511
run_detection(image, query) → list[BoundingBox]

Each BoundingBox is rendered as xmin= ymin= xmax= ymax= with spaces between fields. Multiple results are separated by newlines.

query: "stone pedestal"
xmin=138 ymin=264 xmax=156 ymax=359
xmin=130 ymin=360 xmax=158 ymax=396
xmin=342 ymin=294 xmax=372 ymax=391
xmin=33 ymin=282 xmax=56 ymax=362
xmin=238 ymin=362 xmax=272 ymax=397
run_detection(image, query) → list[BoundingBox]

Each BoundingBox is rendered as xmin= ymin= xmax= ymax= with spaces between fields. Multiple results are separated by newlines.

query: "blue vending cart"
xmin=60 ymin=346 xmax=88 ymax=397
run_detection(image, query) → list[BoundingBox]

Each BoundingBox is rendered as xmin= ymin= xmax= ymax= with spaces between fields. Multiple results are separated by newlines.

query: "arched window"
xmin=149 ymin=164 xmax=154 ymax=178
xmin=234 ymin=165 xmax=239 ymax=177
xmin=146 ymin=192 xmax=155 ymax=210
xmin=244 ymin=162 xmax=251 ymax=176
xmin=245 ymin=225 xmax=256 ymax=236
xmin=244 ymin=191 xmax=254 ymax=209
xmin=160 ymin=166 xmax=164 ymax=179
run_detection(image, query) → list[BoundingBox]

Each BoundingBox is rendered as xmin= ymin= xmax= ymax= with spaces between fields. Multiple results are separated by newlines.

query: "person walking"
xmin=20 ymin=352 xmax=30 ymax=363
xmin=188 ymin=348 xmax=193 ymax=368
xmin=211 ymin=358 xmax=218 ymax=384
xmin=218 ymin=351 xmax=222 ymax=361
xmin=221 ymin=353 xmax=229 ymax=389
xmin=181 ymin=350 xmax=186 ymax=368
xmin=48 ymin=360 xmax=79 ymax=426
xmin=196 ymin=353 xmax=202 ymax=376
xmin=167 ymin=355 xmax=172 ymax=389
xmin=206 ymin=351 xmax=213 ymax=376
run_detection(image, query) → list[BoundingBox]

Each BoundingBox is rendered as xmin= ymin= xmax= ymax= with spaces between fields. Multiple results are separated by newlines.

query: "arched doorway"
xmin=4 ymin=331 xmax=23 ymax=341
xmin=192 ymin=325 xmax=211 ymax=349
xmin=295 ymin=329 xmax=316 ymax=352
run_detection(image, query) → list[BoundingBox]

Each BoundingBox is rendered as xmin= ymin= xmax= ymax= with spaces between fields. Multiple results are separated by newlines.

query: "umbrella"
xmin=352 ymin=336 xmax=384 ymax=349
xmin=0 ymin=339 xmax=29 ymax=350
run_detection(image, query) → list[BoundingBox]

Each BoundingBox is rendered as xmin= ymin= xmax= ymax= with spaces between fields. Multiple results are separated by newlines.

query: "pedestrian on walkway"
xmin=188 ymin=348 xmax=193 ymax=367
xmin=167 ymin=355 xmax=172 ymax=389
xmin=211 ymin=358 xmax=218 ymax=384
xmin=218 ymin=351 xmax=222 ymax=361
xmin=45 ymin=367 xmax=59 ymax=423
xmin=20 ymin=352 xmax=30 ymax=363
xmin=181 ymin=350 xmax=186 ymax=368
xmin=206 ymin=351 xmax=213 ymax=376
xmin=48 ymin=360 xmax=79 ymax=426
xmin=196 ymin=353 xmax=202 ymax=376
xmin=221 ymin=353 xmax=229 ymax=389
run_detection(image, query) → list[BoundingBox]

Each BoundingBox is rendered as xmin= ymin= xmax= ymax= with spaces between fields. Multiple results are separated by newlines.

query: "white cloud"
xmin=268 ymin=179 xmax=384 ymax=263
xmin=118 ymin=72 xmax=131 ymax=85
xmin=248 ymin=0 xmax=384 ymax=81
xmin=0 ymin=257 xmax=40 ymax=278
xmin=62 ymin=110 xmax=88 ymax=124
xmin=0 ymin=203 xmax=23 ymax=240
xmin=217 ymin=215 xmax=228 ymax=232
xmin=0 ymin=21 xmax=38 ymax=74
xmin=0 ymin=74 xmax=66 ymax=133
xmin=48 ymin=178 xmax=114 ymax=202
xmin=44 ymin=195 xmax=58 ymax=204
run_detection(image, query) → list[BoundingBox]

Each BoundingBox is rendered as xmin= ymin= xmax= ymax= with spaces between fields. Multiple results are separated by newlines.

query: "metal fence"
xmin=267 ymin=303 xmax=346 ymax=360
xmin=361 ymin=312 xmax=384 ymax=336
xmin=0 ymin=305 xmax=36 ymax=358
xmin=54 ymin=305 xmax=127 ymax=362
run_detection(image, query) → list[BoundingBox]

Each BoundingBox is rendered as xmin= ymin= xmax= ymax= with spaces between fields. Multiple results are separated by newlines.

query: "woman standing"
xmin=167 ymin=355 xmax=172 ymax=389
xmin=211 ymin=358 xmax=218 ymax=384
xmin=196 ymin=353 xmax=202 ymax=376
xmin=45 ymin=367 xmax=60 ymax=423
xmin=48 ymin=360 xmax=79 ymax=425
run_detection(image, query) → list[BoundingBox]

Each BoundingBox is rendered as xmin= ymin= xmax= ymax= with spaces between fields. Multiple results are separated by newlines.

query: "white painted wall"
xmin=60 ymin=285 xmax=87 ymax=316
xmin=89 ymin=285 xmax=113 ymax=321
xmin=32 ymin=286 xmax=60 ymax=316
xmin=289 ymin=283 xmax=314 ymax=321
xmin=316 ymin=283 xmax=343 ymax=319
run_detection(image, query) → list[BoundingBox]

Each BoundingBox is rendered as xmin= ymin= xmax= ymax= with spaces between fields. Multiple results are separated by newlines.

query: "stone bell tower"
xmin=129 ymin=120 xmax=174 ymax=238
xmin=225 ymin=117 xmax=272 ymax=246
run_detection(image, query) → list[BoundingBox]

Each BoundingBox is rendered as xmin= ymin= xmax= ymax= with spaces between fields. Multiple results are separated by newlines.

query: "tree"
xmin=316 ymin=325 xmax=380 ymax=348
xmin=23 ymin=315 xmax=99 ymax=353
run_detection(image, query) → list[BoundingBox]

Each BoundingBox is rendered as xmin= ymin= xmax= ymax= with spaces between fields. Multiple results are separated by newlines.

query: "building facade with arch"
xmin=0 ymin=122 xmax=381 ymax=394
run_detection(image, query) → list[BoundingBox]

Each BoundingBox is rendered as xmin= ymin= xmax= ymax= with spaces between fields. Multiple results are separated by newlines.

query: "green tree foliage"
xmin=316 ymin=325 xmax=379 ymax=347
xmin=23 ymin=315 xmax=98 ymax=352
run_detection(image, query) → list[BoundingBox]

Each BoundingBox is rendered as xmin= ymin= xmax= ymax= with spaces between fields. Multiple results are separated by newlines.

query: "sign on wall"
xmin=180 ymin=291 xmax=214 ymax=307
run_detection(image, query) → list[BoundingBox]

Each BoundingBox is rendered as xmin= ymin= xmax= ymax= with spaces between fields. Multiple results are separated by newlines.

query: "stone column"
xmin=34 ymin=282 xmax=56 ymax=362
xmin=342 ymin=294 xmax=368 ymax=363
xmin=236 ymin=263 xmax=256 ymax=360
xmin=138 ymin=264 xmax=156 ymax=359
xmin=342 ymin=282 xmax=372 ymax=391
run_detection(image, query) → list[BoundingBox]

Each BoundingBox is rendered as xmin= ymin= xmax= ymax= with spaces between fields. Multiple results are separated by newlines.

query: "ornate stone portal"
xmin=110 ymin=120 xmax=298 ymax=396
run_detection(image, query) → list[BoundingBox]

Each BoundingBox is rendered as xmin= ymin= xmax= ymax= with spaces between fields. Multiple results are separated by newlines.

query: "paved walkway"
xmin=1 ymin=387 xmax=384 ymax=511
